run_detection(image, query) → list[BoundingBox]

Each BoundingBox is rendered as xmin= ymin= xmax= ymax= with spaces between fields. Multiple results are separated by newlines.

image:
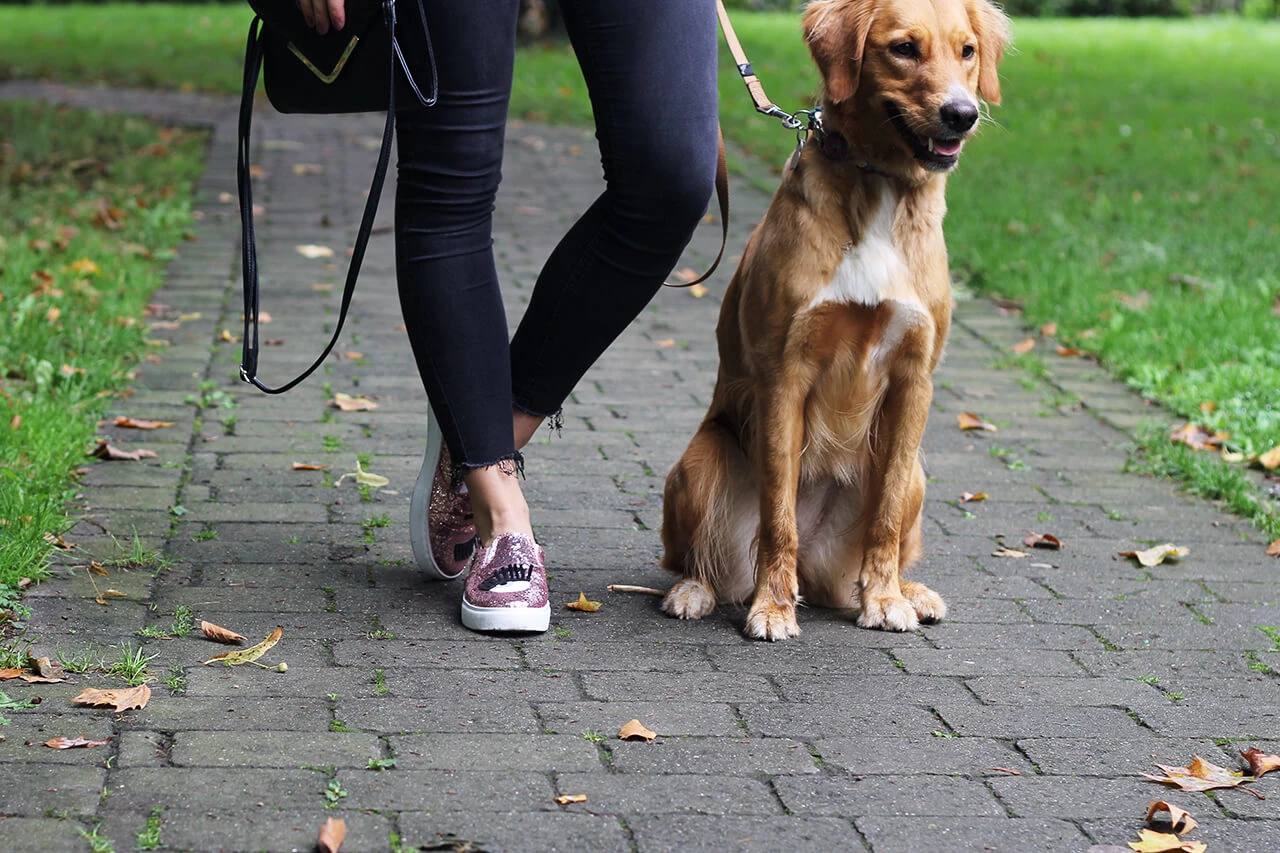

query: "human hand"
xmin=297 ymin=0 xmax=346 ymax=35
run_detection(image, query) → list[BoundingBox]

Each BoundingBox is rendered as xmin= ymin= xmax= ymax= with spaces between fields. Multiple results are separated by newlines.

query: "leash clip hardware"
xmin=759 ymin=103 xmax=803 ymax=131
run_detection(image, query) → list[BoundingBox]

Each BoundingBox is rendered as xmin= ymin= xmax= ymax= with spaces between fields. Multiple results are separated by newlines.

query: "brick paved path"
xmin=2 ymin=82 xmax=1278 ymax=852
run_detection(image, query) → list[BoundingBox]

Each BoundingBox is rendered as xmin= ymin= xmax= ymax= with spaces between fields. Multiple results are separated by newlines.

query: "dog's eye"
xmin=961 ymin=44 xmax=976 ymax=60
xmin=891 ymin=42 xmax=919 ymax=60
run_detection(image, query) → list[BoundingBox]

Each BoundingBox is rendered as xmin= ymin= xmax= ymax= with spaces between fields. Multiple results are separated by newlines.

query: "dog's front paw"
xmin=663 ymin=578 xmax=717 ymax=620
xmin=745 ymin=600 xmax=800 ymax=641
xmin=901 ymin=580 xmax=947 ymax=624
xmin=856 ymin=593 xmax=919 ymax=632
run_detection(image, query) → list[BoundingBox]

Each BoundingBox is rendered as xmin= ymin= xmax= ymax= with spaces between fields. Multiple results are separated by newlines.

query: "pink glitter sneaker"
xmin=410 ymin=409 xmax=478 ymax=581
xmin=461 ymin=532 xmax=550 ymax=633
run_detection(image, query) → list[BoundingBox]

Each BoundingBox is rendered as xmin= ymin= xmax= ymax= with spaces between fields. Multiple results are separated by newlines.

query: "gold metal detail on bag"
xmin=286 ymin=34 xmax=361 ymax=84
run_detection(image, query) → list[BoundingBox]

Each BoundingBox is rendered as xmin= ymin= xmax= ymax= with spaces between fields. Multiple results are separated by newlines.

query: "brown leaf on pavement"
xmin=1024 ymin=533 xmax=1063 ymax=550
xmin=607 ymin=584 xmax=666 ymax=596
xmin=986 ymin=767 xmax=1021 ymax=776
xmin=203 ymin=627 xmax=283 ymax=666
xmin=1012 ymin=337 xmax=1036 ymax=355
xmin=1056 ymin=345 xmax=1084 ymax=357
xmin=1040 ymin=322 xmax=1058 ymax=337
xmin=1142 ymin=755 xmax=1261 ymax=798
xmin=72 ymin=684 xmax=151 ymax=712
xmin=1240 ymin=746 xmax=1280 ymax=778
xmin=672 ymin=267 xmax=699 ymax=283
xmin=45 ymin=735 xmax=113 ymax=750
xmin=295 ymin=244 xmax=334 ymax=259
xmin=1267 ymin=539 xmax=1280 ymax=557
xmin=1145 ymin=800 xmax=1198 ymax=834
xmin=565 ymin=592 xmax=601 ymax=612
xmin=200 ymin=621 xmax=247 ymax=645
xmin=114 ymin=416 xmax=175 ymax=430
xmin=688 ymin=283 xmax=709 ymax=298
xmin=31 ymin=657 xmax=64 ymax=679
xmin=291 ymin=462 xmax=330 ymax=471
xmin=554 ymin=794 xmax=588 ymax=805
xmin=619 ymin=719 xmax=658 ymax=742
xmin=1118 ymin=544 xmax=1189 ymax=568
xmin=992 ymin=547 xmax=1028 ymax=558
xmin=292 ymin=163 xmax=325 ymax=175
xmin=959 ymin=492 xmax=988 ymax=503
xmin=957 ymin=412 xmax=997 ymax=431
xmin=90 ymin=440 xmax=157 ymax=462
xmin=0 ymin=668 xmax=25 ymax=680
xmin=88 ymin=562 xmax=109 ymax=576
xmin=329 ymin=393 xmax=379 ymax=412
xmin=317 ymin=817 xmax=346 ymax=853
xmin=1169 ymin=423 xmax=1226 ymax=451
xmin=1256 ymin=445 xmax=1280 ymax=470
xmin=1126 ymin=829 xmax=1205 ymax=853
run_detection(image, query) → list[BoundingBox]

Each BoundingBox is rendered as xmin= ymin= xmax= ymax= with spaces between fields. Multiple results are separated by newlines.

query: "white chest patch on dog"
xmin=807 ymin=190 xmax=910 ymax=311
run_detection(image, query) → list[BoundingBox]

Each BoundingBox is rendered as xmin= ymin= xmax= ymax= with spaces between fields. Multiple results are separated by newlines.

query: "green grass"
xmin=0 ymin=101 xmax=205 ymax=606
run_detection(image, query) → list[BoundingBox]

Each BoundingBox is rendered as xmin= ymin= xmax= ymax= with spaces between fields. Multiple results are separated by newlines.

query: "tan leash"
xmin=664 ymin=0 xmax=806 ymax=289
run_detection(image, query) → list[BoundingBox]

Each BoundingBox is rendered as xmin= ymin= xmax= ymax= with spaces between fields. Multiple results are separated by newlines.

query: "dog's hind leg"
xmin=661 ymin=420 xmax=745 ymax=620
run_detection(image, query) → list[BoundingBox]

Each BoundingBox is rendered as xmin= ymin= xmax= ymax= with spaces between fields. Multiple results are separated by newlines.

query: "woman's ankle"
xmin=463 ymin=464 xmax=533 ymax=545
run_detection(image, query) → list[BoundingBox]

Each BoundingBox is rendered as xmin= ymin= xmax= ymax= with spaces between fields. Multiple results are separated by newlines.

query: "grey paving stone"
xmin=934 ymin=704 xmax=1147 ymax=739
xmin=536 ymin=701 xmax=741 ymax=737
xmin=773 ymin=673 xmax=977 ymax=706
xmin=1132 ymin=704 xmax=1280 ymax=739
xmin=556 ymin=772 xmax=783 ymax=816
xmin=609 ymin=738 xmax=821 ymax=776
xmin=988 ymin=776 xmax=1164 ymax=819
xmin=1016 ymin=737 xmax=1232 ymax=777
xmin=168 ymin=730 xmax=381 ymax=768
xmin=336 ymin=696 xmax=541 ymax=733
xmin=855 ymin=816 xmax=1092 ymax=853
xmin=0 ymin=764 xmax=106 ymax=816
xmin=520 ymin=639 xmax=714 ymax=672
xmin=397 ymin=811 xmax=630 ymax=853
xmin=628 ymin=815 xmax=862 ymax=853
xmin=580 ymin=671 xmax=781 ymax=703
xmin=0 ymin=819 xmax=91 ymax=853
xmin=813 ymin=736 xmax=1035 ymax=776
xmin=739 ymin=702 xmax=942 ymax=739
xmin=134 ymin=809 xmax=394 ymax=853
xmin=964 ymin=675 xmax=1164 ymax=707
xmin=894 ymin=648 xmax=1084 ymax=677
xmin=1082 ymin=819 xmax=1280 ymax=853
xmin=335 ymin=769 xmax=556 ymax=811
xmin=389 ymin=733 xmax=603 ymax=772
xmin=773 ymin=773 xmax=1005 ymax=817
xmin=101 ymin=767 xmax=329 ymax=812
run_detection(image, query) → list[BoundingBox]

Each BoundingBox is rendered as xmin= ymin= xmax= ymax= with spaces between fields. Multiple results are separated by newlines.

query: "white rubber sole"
xmin=409 ymin=407 xmax=464 ymax=581
xmin=460 ymin=599 xmax=551 ymax=633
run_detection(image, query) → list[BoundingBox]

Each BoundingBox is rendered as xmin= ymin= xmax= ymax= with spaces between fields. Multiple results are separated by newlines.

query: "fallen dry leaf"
xmin=1012 ymin=337 xmax=1036 ymax=355
xmin=619 ymin=719 xmax=658 ymax=742
xmin=957 ymin=412 xmax=997 ymax=432
xmin=992 ymin=547 xmax=1028 ymax=558
xmin=554 ymin=794 xmax=588 ymax=805
xmin=1240 ymin=747 xmax=1280 ymax=778
xmin=204 ymin=627 xmax=282 ymax=666
xmin=88 ymin=562 xmax=109 ymax=577
xmin=1040 ymin=322 xmax=1058 ymax=337
xmin=1268 ymin=539 xmax=1280 ymax=557
xmin=31 ymin=657 xmax=64 ymax=680
xmin=72 ymin=684 xmax=151 ymax=712
xmin=45 ymin=735 xmax=113 ymax=750
xmin=90 ymin=440 xmax=157 ymax=462
xmin=292 ymin=163 xmax=325 ymax=175
xmin=1127 ymin=829 xmax=1205 ymax=853
xmin=960 ymin=492 xmax=988 ymax=503
xmin=329 ymin=393 xmax=378 ymax=412
xmin=1057 ymin=345 xmax=1084 ymax=357
xmin=0 ymin=669 xmax=25 ymax=680
xmin=565 ymin=592 xmax=602 ymax=612
xmin=94 ymin=589 xmax=128 ymax=605
xmin=689 ymin=283 xmax=709 ymax=298
xmin=114 ymin=416 xmax=174 ymax=430
xmin=334 ymin=459 xmax=389 ymax=489
xmin=219 ymin=329 xmax=239 ymax=343
xmin=295 ymin=244 xmax=334 ymax=259
xmin=986 ymin=767 xmax=1021 ymax=776
xmin=201 ymin=621 xmax=247 ymax=645
xmin=1024 ymin=533 xmax=1063 ymax=550
xmin=340 ymin=351 xmax=364 ymax=360
xmin=317 ymin=817 xmax=346 ymax=853
xmin=291 ymin=462 xmax=330 ymax=471
xmin=1169 ymin=423 xmax=1226 ymax=451
xmin=672 ymin=267 xmax=699 ymax=283
xmin=1142 ymin=755 xmax=1261 ymax=798
xmin=1145 ymin=800 xmax=1198 ymax=834
xmin=654 ymin=338 xmax=676 ymax=348
xmin=1256 ymin=445 xmax=1280 ymax=470
xmin=1119 ymin=544 xmax=1189 ymax=567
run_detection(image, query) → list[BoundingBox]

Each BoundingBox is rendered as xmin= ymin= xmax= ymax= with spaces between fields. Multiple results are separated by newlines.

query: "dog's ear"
xmin=803 ymin=0 xmax=876 ymax=105
xmin=970 ymin=0 xmax=1010 ymax=105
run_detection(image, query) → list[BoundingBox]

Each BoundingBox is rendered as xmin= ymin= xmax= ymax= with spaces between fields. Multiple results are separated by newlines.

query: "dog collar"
xmin=808 ymin=113 xmax=895 ymax=179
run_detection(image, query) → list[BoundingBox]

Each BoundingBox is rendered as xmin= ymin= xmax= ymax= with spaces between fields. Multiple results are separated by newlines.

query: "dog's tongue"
xmin=934 ymin=139 xmax=963 ymax=157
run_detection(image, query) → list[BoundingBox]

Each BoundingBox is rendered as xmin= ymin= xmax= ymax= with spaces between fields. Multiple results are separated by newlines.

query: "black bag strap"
xmin=237 ymin=0 xmax=429 ymax=394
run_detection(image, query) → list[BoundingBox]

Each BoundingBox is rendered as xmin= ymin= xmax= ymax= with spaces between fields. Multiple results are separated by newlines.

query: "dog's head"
xmin=804 ymin=0 xmax=1009 ymax=174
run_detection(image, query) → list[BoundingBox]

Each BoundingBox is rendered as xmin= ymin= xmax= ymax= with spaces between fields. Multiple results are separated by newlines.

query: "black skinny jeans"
xmin=394 ymin=0 xmax=719 ymax=469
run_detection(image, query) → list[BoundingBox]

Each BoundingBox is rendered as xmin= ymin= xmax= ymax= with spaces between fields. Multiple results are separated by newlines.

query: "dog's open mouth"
xmin=885 ymin=102 xmax=964 ymax=172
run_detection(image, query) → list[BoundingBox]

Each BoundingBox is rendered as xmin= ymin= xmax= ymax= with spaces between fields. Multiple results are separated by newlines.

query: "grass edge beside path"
xmin=0 ymin=100 xmax=207 ymax=617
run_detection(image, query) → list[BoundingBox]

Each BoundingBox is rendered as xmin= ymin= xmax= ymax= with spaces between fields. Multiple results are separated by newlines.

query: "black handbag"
xmin=236 ymin=0 xmax=436 ymax=393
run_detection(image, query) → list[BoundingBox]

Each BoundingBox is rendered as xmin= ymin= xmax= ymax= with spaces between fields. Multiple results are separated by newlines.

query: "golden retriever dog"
xmin=660 ymin=0 xmax=1009 ymax=640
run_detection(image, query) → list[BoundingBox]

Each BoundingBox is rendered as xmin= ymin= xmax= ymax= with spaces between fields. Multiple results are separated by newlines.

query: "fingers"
xmin=328 ymin=0 xmax=346 ymax=31
xmin=297 ymin=0 xmax=332 ymax=34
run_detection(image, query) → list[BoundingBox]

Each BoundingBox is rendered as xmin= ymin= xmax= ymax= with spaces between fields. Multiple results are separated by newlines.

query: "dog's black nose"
xmin=940 ymin=100 xmax=979 ymax=133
